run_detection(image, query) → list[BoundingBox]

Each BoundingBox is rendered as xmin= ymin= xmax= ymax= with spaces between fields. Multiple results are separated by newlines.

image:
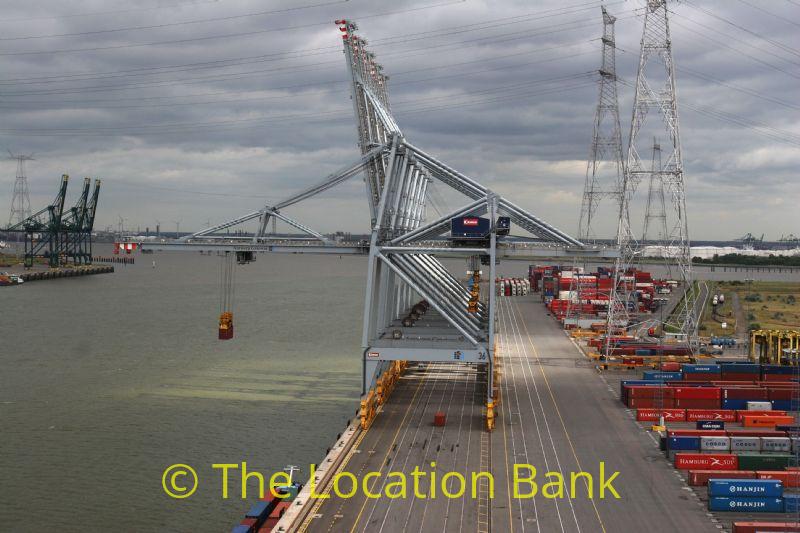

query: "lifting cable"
xmin=218 ymin=250 xmax=236 ymax=340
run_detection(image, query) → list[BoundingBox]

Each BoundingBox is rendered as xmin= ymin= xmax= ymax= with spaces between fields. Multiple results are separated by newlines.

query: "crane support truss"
xmin=608 ymin=0 xmax=695 ymax=346
xmin=141 ymin=20 xmax=619 ymax=401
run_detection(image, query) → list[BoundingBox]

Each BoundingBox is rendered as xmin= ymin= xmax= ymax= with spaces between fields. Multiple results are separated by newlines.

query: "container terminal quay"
xmin=131 ymin=6 xmax=800 ymax=532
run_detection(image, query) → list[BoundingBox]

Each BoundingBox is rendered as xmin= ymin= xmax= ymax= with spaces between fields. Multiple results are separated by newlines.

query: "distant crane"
xmin=735 ymin=232 xmax=764 ymax=248
xmin=173 ymin=220 xmax=181 ymax=239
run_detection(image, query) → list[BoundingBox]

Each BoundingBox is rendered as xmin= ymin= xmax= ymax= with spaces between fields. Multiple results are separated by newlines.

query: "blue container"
xmin=232 ymin=527 xmax=252 ymax=533
xmin=772 ymin=400 xmax=792 ymax=411
xmin=721 ymin=398 xmax=748 ymax=410
xmin=708 ymin=479 xmax=784 ymax=498
xmin=683 ymin=364 xmax=720 ymax=374
xmin=697 ymin=420 xmax=725 ymax=430
xmin=762 ymin=364 xmax=796 ymax=375
xmin=777 ymin=425 xmax=800 ymax=432
xmin=642 ymin=371 xmax=682 ymax=381
xmin=245 ymin=500 xmax=270 ymax=519
xmin=720 ymin=363 xmax=760 ymax=374
xmin=708 ymin=496 xmax=784 ymax=512
xmin=711 ymin=337 xmax=737 ymax=346
xmin=668 ymin=436 xmax=700 ymax=451
xmin=784 ymin=493 xmax=800 ymax=513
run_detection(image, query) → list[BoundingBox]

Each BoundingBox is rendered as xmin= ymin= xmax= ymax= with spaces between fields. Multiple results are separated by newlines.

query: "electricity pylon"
xmin=7 ymin=152 xmax=34 ymax=228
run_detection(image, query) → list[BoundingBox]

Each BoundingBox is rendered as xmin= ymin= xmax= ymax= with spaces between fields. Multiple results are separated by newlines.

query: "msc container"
xmin=719 ymin=363 xmax=760 ymax=374
xmin=747 ymin=401 xmax=772 ymax=411
xmin=736 ymin=453 xmax=794 ymax=471
xmin=674 ymin=453 xmax=738 ymax=470
xmin=708 ymin=478 xmax=783 ymax=498
xmin=668 ymin=436 xmax=700 ymax=451
xmin=697 ymin=420 xmax=725 ymax=430
xmin=730 ymin=437 xmax=761 ymax=452
xmin=708 ymin=496 xmax=784 ymax=512
xmin=771 ymin=400 xmax=792 ymax=411
xmin=688 ymin=470 xmax=756 ymax=486
xmin=762 ymin=364 xmax=796 ymax=375
xmin=784 ymin=493 xmax=800 ymax=513
xmin=760 ymin=437 xmax=791 ymax=453
xmin=701 ymin=436 xmax=731 ymax=451
xmin=722 ymin=399 xmax=748 ymax=410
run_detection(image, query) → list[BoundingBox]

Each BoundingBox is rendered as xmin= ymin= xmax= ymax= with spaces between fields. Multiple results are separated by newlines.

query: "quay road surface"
xmin=303 ymin=294 xmax=717 ymax=533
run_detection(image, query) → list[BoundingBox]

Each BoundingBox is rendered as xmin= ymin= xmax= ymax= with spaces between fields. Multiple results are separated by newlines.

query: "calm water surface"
xmin=1 ymin=246 xmax=366 ymax=532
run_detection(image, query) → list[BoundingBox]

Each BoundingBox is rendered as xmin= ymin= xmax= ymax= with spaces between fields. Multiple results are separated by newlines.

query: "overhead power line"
xmin=0 ymin=0 xmax=349 ymax=41
xmin=0 ymin=0 xmax=226 ymax=23
xmin=0 ymin=0 xmax=467 ymax=56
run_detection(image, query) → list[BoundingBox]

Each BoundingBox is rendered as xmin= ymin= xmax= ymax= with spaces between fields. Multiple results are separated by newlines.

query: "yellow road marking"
xmin=347 ymin=370 xmax=428 ymax=533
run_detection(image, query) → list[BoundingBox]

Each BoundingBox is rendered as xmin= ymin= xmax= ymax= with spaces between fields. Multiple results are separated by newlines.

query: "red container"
xmin=768 ymin=389 xmax=794 ymax=400
xmin=757 ymin=471 xmax=800 ymax=488
xmin=434 ymin=411 xmax=446 ymax=427
xmin=721 ymin=372 xmax=760 ymax=382
xmin=668 ymin=429 xmax=727 ymax=437
xmin=735 ymin=410 xmax=788 ymax=421
xmin=674 ymin=387 xmax=720 ymax=400
xmin=660 ymin=362 xmax=681 ymax=372
xmin=685 ymin=409 xmax=737 ymax=422
xmin=626 ymin=386 xmax=675 ymax=399
xmin=636 ymin=408 xmax=686 ymax=422
xmin=674 ymin=453 xmax=738 ymax=470
xmin=688 ymin=470 xmax=756 ymax=486
xmin=723 ymin=387 xmax=769 ymax=400
xmin=240 ymin=517 xmax=258 ymax=528
xmin=683 ymin=373 xmax=719 ymax=382
xmin=627 ymin=397 xmax=677 ymax=409
xmin=674 ymin=398 xmax=721 ymax=409
xmin=763 ymin=374 xmax=796 ymax=382
xmin=742 ymin=415 xmax=795 ymax=427
xmin=732 ymin=523 xmax=800 ymax=533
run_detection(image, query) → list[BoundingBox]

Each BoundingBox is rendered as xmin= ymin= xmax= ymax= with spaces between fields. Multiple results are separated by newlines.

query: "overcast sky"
xmin=0 ymin=0 xmax=797 ymax=240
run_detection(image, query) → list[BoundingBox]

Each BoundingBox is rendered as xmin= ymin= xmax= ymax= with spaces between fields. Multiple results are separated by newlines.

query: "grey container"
xmin=730 ymin=436 xmax=761 ymax=452
xmin=701 ymin=436 xmax=731 ymax=452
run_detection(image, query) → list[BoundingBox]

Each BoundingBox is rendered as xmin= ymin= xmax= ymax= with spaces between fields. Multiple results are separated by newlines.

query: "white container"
xmin=561 ymin=271 xmax=574 ymax=279
xmin=747 ymin=401 xmax=772 ymax=411
xmin=760 ymin=437 xmax=791 ymax=453
xmin=730 ymin=436 xmax=761 ymax=452
xmin=792 ymin=437 xmax=800 ymax=453
xmin=701 ymin=436 xmax=730 ymax=451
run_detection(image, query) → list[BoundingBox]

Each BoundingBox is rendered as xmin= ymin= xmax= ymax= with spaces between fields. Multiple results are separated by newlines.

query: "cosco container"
xmin=730 ymin=437 xmax=761 ymax=452
xmin=701 ymin=436 xmax=730 ymax=451
xmin=747 ymin=401 xmax=772 ymax=411
xmin=760 ymin=437 xmax=791 ymax=453
xmin=708 ymin=479 xmax=783 ymax=498
xmin=708 ymin=497 xmax=784 ymax=512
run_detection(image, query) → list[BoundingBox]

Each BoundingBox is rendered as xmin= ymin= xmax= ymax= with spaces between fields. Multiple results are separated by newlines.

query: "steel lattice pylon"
xmin=608 ymin=0 xmax=696 ymax=345
xmin=568 ymin=7 xmax=625 ymax=328
xmin=8 ymin=154 xmax=33 ymax=228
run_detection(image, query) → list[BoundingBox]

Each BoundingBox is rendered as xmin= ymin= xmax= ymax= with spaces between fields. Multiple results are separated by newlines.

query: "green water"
xmin=0 ymin=246 xmax=365 ymax=531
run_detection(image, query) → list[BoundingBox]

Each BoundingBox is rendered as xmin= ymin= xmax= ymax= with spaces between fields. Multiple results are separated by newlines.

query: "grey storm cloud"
xmin=0 ymin=0 xmax=797 ymax=239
